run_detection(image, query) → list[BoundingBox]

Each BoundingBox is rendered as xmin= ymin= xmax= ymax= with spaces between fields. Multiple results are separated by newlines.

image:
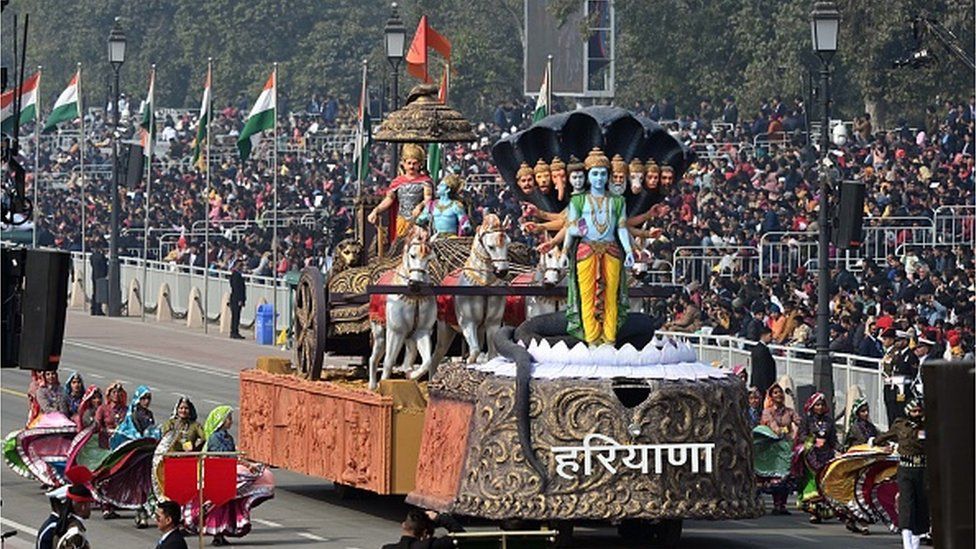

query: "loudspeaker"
xmin=922 ymin=360 xmax=975 ymax=549
xmin=832 ymin=180 xmax=865 ymax=250
xmin=18 ymin=249 xmax=70 ymax=370
xmin=124 ymin=143 xmax=145 ymax=188
xmin=1 ymin=247 xmax=26 ymax=367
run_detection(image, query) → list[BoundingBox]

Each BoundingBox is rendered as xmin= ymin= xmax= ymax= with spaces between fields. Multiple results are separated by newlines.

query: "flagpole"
xmin=203 ymin=58 xmax=212 ymax=334
xmin=78 ymin=63 xmax=87 ymax=304
xmin=357 ymin=59 xmax=367 ymax=202
xmin=272 ymin=62 xmax=278 ymax=338
xmin=142 ymin=64 xmax=155 ymax=322
xmin=546 ymin=54 xmax=553 ymax=117
xmin=33 ymin=66 xmax=41 ymax=248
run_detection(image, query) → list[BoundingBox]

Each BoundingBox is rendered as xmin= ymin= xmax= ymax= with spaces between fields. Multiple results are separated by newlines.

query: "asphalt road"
xmin=0 ymin=314 xmax=902 ymax=548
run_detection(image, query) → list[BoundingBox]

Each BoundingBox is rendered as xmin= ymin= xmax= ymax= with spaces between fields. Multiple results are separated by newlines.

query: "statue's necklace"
xmin=588 ymin=194 xmax=610 ymax=234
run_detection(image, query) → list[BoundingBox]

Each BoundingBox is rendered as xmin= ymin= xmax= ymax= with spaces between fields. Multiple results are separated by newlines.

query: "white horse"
xmin=416 ymin=215 xmax=511 ymax=378
xmin=368 ymin=230 xmax=437 ymax=390
xmin=525 ymin=243 xmax=567 ymax=318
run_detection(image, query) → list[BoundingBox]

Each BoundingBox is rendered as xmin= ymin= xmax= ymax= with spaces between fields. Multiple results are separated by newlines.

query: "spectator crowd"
xmin=9 ymin=88 xmax=975 ymax=359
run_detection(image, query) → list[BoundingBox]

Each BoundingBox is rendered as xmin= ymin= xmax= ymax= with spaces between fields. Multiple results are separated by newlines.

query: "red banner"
xmin=202 ymin=457 xmax=237 ymax=507
xmin=162 ymin=457 xmax=198 ymax=505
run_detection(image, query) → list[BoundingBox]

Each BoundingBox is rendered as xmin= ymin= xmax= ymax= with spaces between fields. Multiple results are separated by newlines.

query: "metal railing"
xmin=659 ymin=330 xmax=887 ymax=430
xmin=671 ymin=246 xmax=760 ymax=284
xmin=934 ymin=205 xmax=975 ymax=247
xmin=69 ymin=252 xmax=293 ymax=327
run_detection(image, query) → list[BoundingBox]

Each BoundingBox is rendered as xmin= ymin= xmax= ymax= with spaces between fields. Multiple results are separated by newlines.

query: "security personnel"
xmin=882 ymin=330 xmax=918 ymax=425
xmin=872 ymin=399 xmax=928 ymax=549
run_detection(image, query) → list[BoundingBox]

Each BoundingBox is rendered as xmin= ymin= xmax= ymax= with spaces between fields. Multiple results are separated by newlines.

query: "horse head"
xmin=475 ymin=213 xmax=511 ymax=279
xmin=537 ymin=235 xmax=565 ymax=288
xmin=401 ymin=228 xmax=434 ymax=289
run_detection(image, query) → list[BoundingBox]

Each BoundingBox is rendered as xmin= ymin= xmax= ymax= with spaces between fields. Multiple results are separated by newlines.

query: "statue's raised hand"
xmin=624 ymin=252 xmax=635 ymax=268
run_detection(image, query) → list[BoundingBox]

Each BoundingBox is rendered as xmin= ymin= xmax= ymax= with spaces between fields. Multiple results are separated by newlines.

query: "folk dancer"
xmin=839 ymin=397 xmax=879 ymax=535
xmin=872 ymin=399 xmax=929 ymax=549
xmin=793 ymin=393 xmax=838 ymax=523
xmin=63 ymin=372 xmax=86 ymax=418
xmin=565 ymin=147 xmax=635 ymax=345
xmin=416 ymin=174 xmax=471 ymax=238
xmin=367 ymin=143 xmax=433 ymax=246
xmin=111 ymin=385 xmax=161 ymax=528
xmin=183 ymin=406 xmax=275 ymax=546
xmin=759 ymin=383 xmax=799 ymax=515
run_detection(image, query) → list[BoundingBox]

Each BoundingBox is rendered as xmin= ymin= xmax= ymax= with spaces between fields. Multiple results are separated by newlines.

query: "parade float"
xmin=239 ymin=85 xmax=763 ymax=544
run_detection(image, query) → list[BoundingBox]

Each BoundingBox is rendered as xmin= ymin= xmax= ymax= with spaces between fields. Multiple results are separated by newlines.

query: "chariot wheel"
xmin=294 ymin=267 xmax=327 ymax=380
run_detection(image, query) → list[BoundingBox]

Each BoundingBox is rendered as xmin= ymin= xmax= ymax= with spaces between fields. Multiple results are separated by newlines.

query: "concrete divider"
xmin=156 ymin=283 xmax=173 ymax=322
xmin=127 ymin=278 xmax=142 ymax=317
xmin=186 ymin=286 xmax=205 ymax=328
xmin=219 ymin=292 xmax=232 ymax=334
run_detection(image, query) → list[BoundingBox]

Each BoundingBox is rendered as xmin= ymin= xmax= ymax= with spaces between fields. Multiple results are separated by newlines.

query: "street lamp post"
xmin=107 ymin=17 xmax=126 ymax=317
xmin=384 ymin=2 xmax=406 ymax=172
xmin=810 ymin=1 xmax=840 ymax=405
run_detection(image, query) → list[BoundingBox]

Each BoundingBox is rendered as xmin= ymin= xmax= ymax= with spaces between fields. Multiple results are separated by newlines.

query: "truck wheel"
xmin=652 ymin=519 xmax=682 ymax=547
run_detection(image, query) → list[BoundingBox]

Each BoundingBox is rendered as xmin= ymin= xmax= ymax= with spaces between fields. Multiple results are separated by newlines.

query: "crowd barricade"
xmin=752 ymin=132 xmax=790 ymax=149
xmin=658 ymin=330 xmax=887 ymax=430
xmin=464 ymin=173 xmax=506 ymax=193
xmin=69 ymin=252 xmax=293 ymax=331
xmin=671 ymin=245 xmax=760 ymax=285
xmin=305 ymin=129 xmax=358 ymax=154
xmin=934 ymin=205 xmax=975 ymax=247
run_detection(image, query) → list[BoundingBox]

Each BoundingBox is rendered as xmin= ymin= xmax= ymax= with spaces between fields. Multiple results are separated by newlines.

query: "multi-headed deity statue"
xmin=565 ymin=147 xmax=634 ymax=345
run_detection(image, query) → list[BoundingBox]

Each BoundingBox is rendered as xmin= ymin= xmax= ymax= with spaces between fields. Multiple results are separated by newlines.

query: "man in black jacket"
xmin=153 ymin=500 xmax=188 ymax=549
xmin=229 ymin=264 xmax=246 ymax=340
xmin=382 ymin=509 xmax=464 ymax=549
xmin=750 ymin=325 xmax=777 ymax=395
xmin=90 ymin=246 xmax=108 ymax=316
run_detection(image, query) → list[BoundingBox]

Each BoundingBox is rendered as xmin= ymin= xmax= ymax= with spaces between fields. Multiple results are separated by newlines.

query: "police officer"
xmin=872 ymin=399 xmax=928 ymax=549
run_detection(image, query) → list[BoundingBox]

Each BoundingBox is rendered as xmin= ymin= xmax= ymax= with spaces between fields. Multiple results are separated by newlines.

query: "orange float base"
xmin=239 ymin=368 xmax=426 ymax=495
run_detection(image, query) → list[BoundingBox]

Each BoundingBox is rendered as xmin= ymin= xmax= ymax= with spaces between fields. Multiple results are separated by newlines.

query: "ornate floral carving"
xmin=415 ymin=372 xmax=761 ymax=521
xmin=428 ymin=362 xmax=487 ymax=402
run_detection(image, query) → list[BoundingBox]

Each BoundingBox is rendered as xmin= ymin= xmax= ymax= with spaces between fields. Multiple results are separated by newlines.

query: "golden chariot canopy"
xmin=373 ymin=84 xmax=476 ymax=143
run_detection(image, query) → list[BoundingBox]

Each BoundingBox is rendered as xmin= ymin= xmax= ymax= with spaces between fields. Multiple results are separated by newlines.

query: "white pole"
xmin=33 ymin=66 xmax=41 ymax=248
xmin=272 ymin=63 xmax=279 ymax=337
xmin=357 ymin=59 xmax=368 ymax=202
xmin=78 ymin=63 xmax=87 ymax=303
xmin=203 ymin=59 xmax=212 ymax=334
xmin=141 ymin=64 xmax=155 ymax=322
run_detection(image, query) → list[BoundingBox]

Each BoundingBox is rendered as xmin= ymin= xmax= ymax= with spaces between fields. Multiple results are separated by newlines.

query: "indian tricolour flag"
xmin=138 ymin=67 xmax=155 ymax=157
xmin=44 ymin=70 xmax=80 ymax=133
xmin=237 ymin=70 xmax=276 ymax=162
xmin=532 ymin=63 xmax=549 ymax=123
xmin=353 ymin=62 xmax=370 ymax=182
xmin=192 ymin=65 xmax=212 ymax=171
xmin=0 ymin=72 xmax=40 ymax=134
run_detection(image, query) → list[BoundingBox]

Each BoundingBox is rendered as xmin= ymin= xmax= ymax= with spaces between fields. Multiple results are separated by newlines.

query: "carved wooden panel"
xmin=239 ymin=370 xmax=396 ymax=494
xmin=408 ymin=398 xmax=474 ymax=510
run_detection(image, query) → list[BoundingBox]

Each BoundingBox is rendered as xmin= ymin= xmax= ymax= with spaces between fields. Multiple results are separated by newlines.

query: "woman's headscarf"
xmin=203 ymin=406 xmax=233 ymax=450
xmin=170 ymin=396 xmax=198 ymax=423
xmin=104 ymin=381 xmax=128 ymax=407
xmin=763 ymin=382 xmax=784 ymax=410
xmin=847 ymin=396 xmax=868 ymax=432
xmin=62 ymin=371 xmax=85 ymax=399
xmin=111 ymin=385 xmax=156 ymax=446
xmin=804 ymin=392 xmax=827 ymax=416
xmin=75 ymin=386 xmax=102 ymax=424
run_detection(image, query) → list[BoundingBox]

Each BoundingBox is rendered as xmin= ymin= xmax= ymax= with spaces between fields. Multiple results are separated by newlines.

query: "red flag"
xmin=202 ymin=457 xmax=237 ymax=507
xmin=437 ymin=64 xmax=449 ymax=103
xmin=406 ymin=16 xmax=451 ymax=83
xmin=163 ymin=457 xmax=199 ymax=505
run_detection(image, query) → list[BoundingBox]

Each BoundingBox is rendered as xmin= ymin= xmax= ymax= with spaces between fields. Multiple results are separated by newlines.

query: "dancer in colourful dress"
xmin=794 ymin=392 xmax=838 ymax=522
xmin=183 ymin=405 xmax=275 ymax=546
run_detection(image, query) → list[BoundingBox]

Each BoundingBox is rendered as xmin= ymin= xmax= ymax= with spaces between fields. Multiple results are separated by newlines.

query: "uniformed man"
xmin=872 ymin=399 xmax=929 ymax=549
xmin=882 ymin=330 xmax=919 ymax=425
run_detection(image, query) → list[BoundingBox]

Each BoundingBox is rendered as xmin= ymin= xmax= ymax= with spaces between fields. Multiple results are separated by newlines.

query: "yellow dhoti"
xmin=576 ymin=242 xmax=622 ymax=344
